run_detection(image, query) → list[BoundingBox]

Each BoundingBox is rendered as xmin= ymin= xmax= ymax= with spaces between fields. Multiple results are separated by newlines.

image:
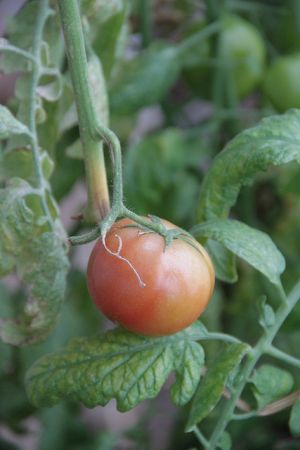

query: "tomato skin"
xmin=87 ymin=218 xmax=215 ymax=336
xmin=264 ymin=54 xmax=300 ymax=112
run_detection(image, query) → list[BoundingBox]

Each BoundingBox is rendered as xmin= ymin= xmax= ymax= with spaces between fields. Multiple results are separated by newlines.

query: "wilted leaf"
xmin=0 ymin=179 xmax=69 ymax=345
xmin=198 ymin=109 xmax=300 ymax=221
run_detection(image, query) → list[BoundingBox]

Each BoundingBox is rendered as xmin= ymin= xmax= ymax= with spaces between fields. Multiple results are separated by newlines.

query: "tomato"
xmin=263 ymin=54 xmax=300 ymax=112
xmin=183 ymin=14 xmax=266 ymax=99
xmin=87 ymin=218 xmax=215 ymax=336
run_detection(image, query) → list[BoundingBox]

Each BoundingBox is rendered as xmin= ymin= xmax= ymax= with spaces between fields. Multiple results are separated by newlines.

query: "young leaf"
xmin=0 ymin=106 xmax=31 ymax=140
xmin=0 ymin=179 xmax=69 ymax=345
xmin=289 ymin=397 xmax=300 ymax=437
xmin=25 ymin=322 xmax=207 ymax=411
xmin=198 ymin=109 xmax=300 ymax=221
xmin=110 ymin=44 xmax=180 ymax=114
xmin=192 ymin=219 xmax=285 ymax=286
xmin=251 ymin=364 xmax=294 ymax=409
xmin=185 ymin=343 xmax=249 ymax=431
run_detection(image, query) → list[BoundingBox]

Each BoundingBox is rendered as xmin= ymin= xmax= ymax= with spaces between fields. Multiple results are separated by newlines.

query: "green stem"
xmin=139 ymin=0 xmax=152 ymax=47
xmin=177 ymin=21 xmax=220 ymax=57
xmin=192 ymin=426 xmax=209 ymax=448
xmin=28 ymin=0 xmax=55 ymax=227
xmin=266 ymin=345 xmax=300 ymax=370
xmin=208 ymin=281 xmax=300 ymax=449
xmin=57 ymin=0 xmax=110 ymax=222
xmin=202 ymin=332 xmax=241 ymax=344
xmin=0 ymin=41 xmax=37 ymax=64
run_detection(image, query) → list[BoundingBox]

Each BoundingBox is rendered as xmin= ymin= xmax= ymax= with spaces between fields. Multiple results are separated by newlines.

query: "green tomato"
xmin=264 ymin=54 xmax=300 ymax=112
xmin=183 ymin=14 xmax=266 ymax=99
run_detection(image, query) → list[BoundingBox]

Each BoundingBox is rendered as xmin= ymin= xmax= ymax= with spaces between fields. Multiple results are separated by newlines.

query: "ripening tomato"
xmin=87 ymin=218 xmax=215 ymax=336
xmin=263 ymin=54 xmax=300 ymax=112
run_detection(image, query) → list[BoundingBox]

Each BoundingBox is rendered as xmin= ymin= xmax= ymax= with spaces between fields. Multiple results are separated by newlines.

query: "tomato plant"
xmin=264 ymin=53 xmax=300 ymax=111
xmin=87 ymin=218 xmax=215 ymax=336
xmin=2 ymin=1 xmax=300 ymax=450
xmin=183 ymin=14 xmax=266 ymax=99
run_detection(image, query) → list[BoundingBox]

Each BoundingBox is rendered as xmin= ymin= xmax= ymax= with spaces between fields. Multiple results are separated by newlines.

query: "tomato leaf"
xmin=198 ymin=109 xmax=300 ymax=221
xmin=218 ymin=431 xmax=232 ymax=450
xmin=92 ymin=8 xmax=128 ymax=79
xmin=192 ymin=219 xmax=285 ymax=286
xmin=251 ymin=364 xmax=294 ymax=409
xmin=110 ymin=44 xmax=180 ymax=114
xmin=289 ymin=397 xmax=300 ymax=437
xmin=124 ymin=129 xmax=200 ymax=226
xmin=0 ymin=2 xmax=38 ymax=73
xmin=0 ymin=2 xmax=61 ymax=74
xmin=205 ymin=240 xmax=238 ymax=283
xmin=25 ymin=322 xmax=207 ymax=411
xmin=0 ymin=148 xmax=54 ymax=185
xmin=0 ymin=106 xmax=31 ymax=140
xmin=0 ymin=179 xmax=69 ymax=346
xmin=82 ymin=0 xmax=124 ymax=22
xmin=185 ymin=343 xmax=249 ymax=431
xmin=171 ymin=339 xmax=205 ymax=406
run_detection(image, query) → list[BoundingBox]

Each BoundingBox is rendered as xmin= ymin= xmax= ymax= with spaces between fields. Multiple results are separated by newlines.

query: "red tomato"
xmin=87 ymin=218 xmax=215 ymax=336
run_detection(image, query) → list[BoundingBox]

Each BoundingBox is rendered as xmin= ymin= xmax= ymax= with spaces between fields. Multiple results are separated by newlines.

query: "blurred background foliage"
xmin=1 ymin=0 xmax=300 ymax=449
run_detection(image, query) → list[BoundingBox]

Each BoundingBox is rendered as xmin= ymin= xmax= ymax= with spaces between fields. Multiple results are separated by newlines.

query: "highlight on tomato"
xmin=87 ymin=218 xmax=215 ymax=336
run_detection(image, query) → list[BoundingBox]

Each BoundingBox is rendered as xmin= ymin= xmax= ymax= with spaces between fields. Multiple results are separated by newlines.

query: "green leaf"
xmin=0 ymin=148 xmax=54 ymax=184
xmin=251 ymin=364 xmax=294 ymax=409
xmin=192 ymin=219 xmax=285 ymax=286
xmin=124 ymin=129 xmax=200 ymax=226
xmin=65 ymin=140 xmax=83 ymax=160
xmin=258 ymin=298 xmax=275 ymax=330
xmin=0 ymin=106 xmax=31 ymax=140
xmin=186 ymin=343 xmax=249 ymax=431
xmin=110 ymin=44 xmax=180 ymax=114
xmin=93 ymin=8 xmax=128 ymax=79
xmin=82 ymin=0 xmax=124 ymax=22
xmin=0 ymin=2 xmax=61 ymax=73
xmin=88 ymin=53 xmax=109 ymax=126
xmin=205 ymin=240 xmax=238 ymax=283
xmin=171 ymin=340 xmax=205 ymax=406
xmin=218 ymin=431 xmax=232 ymax=450
xmin=0 ymin=1 xmax=38 ymax=73
xmin=25 ymin=322 xmax=206 ymax=411
xmin=198 ymin=109 xmax=300 ymax=221
xmin=289 ymin=397 xmax=300 ymax=437
xmin=0 ymin=179 xmax=69 ymax=345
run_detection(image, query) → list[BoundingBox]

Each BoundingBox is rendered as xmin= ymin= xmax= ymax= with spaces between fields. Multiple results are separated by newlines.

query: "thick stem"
xmin=57 ymin=0 xmax=110 ymax=222
xmin=208 ymin=281 xmax=300 ymax=449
